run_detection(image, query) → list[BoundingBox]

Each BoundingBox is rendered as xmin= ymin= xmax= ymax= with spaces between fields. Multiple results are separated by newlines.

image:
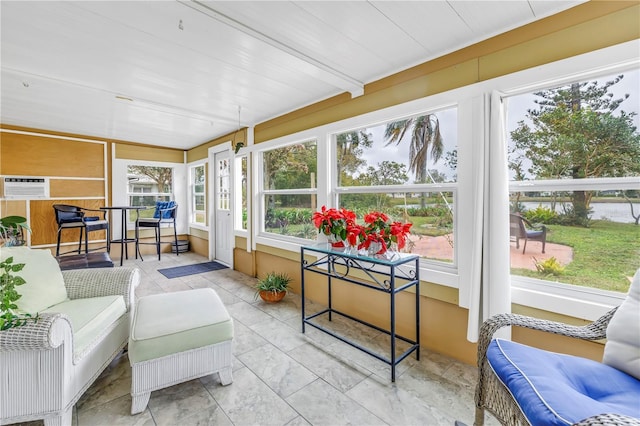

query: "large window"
xmin=506 ymin=69 xmax=640 ymax=293
xmin=190 ymin=164 xmax=206 ymax=225
xmin=335 ymin=108 xmax=458 ymax=264
xmin=127 ymin=165 xmax=174 ymax=219
xmin=260 ymin=140 xmax=317 ymax=239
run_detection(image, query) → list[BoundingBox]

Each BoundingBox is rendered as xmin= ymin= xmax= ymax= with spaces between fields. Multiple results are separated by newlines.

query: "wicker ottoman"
xmin=129 ymin=288 xmax=234 ymax=414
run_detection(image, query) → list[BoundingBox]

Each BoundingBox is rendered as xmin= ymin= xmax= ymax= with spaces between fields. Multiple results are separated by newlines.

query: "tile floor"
xmin=19 ymin=252 xmax=499 ymax=426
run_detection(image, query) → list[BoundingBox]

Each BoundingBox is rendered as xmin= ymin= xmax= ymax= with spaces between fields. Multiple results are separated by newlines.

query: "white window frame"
xmin=188 ymin=161 xmax=207 ymax=231
xmin=331 ymin=106 xmax=460 ymax=271
xmin=111 ymin=156 xmax=187 ymax=236
xmin=496 ymin=42 xmax=640 ymax=319
xmin=255 ymin=137 xmax=320 ymax=251
xmin=234 ymin=154 xmax=249 ymax=237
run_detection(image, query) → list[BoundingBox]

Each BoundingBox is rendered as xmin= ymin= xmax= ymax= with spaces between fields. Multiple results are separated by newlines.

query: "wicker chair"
xmin=0 ymin=267 xmax=139 ymax=426
xmin=474 ymin=309 xmax=640 ymax=426
xmin=509 ymin=213 xmax=547 ymax=254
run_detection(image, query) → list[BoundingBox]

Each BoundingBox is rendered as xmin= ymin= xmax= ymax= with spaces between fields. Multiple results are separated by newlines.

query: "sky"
xmin=350 ymin=68 xmax=639 ymax=184
xmin=355 ymin=107 xmax=458 ymax=183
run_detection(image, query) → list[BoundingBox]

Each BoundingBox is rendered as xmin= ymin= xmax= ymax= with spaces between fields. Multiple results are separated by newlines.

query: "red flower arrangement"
xmin=312 ymin=206 xmax=412 ymax=255
xmin=311 ymin=206 xmax=356 ymax=247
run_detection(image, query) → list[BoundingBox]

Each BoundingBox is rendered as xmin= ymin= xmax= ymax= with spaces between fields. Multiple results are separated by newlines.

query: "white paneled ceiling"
xmin=1 ymin=0 xmax=584 ymax=149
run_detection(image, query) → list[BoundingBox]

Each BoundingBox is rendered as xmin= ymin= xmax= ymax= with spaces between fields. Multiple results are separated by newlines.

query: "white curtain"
xmin=466 ymin=90 xmax=512 ymax=342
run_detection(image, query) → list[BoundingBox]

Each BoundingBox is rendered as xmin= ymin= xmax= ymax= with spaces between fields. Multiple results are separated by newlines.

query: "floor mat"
xmin=158 ymin=261 xmax=228 ymax=279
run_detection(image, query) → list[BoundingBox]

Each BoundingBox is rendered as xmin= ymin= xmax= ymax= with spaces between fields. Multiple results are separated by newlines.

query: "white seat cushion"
xmin=603 ymin=268 xmax=640 ymax=380
xmin=129 ymin=288 xmax=233 ymax=364
xmin=0 ymin=247 xmax=68 ymax=313
xmin=43 ymin=295 xmax=126 ymax=356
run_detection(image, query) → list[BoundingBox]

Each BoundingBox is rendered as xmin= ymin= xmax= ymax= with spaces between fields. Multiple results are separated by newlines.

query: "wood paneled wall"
xmin=1 ymin=132 xmax=105 ymax=178
xmin=0 ymin=129 xmax=108 ymax=248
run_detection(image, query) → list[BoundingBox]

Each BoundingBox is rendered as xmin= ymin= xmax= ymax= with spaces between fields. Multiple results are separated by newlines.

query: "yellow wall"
xmin=186 ymin=128 xmax=247 ymax=163
xmin=115 ymin=142 xmax=184 ymax=163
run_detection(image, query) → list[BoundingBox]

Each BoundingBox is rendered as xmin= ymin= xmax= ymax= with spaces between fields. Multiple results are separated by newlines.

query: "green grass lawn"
xmin=512 ymin=220 xmax=640 ymax=292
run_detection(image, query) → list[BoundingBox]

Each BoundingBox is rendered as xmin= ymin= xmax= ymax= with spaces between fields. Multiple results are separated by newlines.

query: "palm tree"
xmin=384 ymin=115 xmax=443 ymax=183
xmin=385 ymin=115 xmax=444 ymax=209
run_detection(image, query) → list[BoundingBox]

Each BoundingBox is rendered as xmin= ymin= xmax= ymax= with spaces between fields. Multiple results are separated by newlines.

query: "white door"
xmin=213 ymin=150 xmax=233 ymax=266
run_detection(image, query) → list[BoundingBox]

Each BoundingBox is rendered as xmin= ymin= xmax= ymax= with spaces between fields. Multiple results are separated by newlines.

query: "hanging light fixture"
xmin=234 ymin=105 xmax=244 ymax=154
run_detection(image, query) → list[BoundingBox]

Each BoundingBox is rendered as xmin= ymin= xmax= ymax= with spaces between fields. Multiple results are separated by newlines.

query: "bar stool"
xmin=53 ymin=204 xmax=110 ymax=256
xmin=135 ymin=201 xmax=178 ymax=260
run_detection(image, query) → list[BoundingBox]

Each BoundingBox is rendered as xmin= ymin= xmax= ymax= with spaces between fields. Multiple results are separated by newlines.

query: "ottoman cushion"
xmin=129 ymin=288 xmax=233 ymax=363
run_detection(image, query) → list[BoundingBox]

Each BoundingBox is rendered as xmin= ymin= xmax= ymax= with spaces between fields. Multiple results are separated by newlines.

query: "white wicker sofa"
xmin=0 ymin=247 xmax=139 ymax=426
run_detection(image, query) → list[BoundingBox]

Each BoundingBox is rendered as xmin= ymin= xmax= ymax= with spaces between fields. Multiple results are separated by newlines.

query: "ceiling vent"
xmin=3 ymin=177 xmax=50 ymax=199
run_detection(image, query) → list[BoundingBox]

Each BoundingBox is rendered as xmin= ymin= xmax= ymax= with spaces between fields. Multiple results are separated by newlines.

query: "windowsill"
xmin=511 ymin=276 xmax=625 ymax=321
xmin=189 ymin=223 xmax=208 ymax=232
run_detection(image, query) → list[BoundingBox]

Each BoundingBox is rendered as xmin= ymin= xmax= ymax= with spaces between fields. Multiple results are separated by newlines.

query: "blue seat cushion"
xmin=58 ymin=211 xmax=82 ymax=223
xmin=152 ymin=201 xmax=176 ymax=219
xmin=487 ymin=339 xmax=640 ymax=425
xmin=526 ymin=230 xmax=544 ymax=238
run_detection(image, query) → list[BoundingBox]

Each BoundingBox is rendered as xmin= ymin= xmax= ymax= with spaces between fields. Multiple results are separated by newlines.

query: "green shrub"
xmin=523 ymin=206 xmax=558 ymax=224
xmin=533 ymin=257 xmax=565 ymax=277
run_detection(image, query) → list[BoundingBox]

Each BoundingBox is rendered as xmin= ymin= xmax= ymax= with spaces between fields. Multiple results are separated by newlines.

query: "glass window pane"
xmin=264 ymin=194 xmax=315 ymax=239
xmin=339 ymin=191 xmax=455 ymax=263
xmin=263 ymin=141 xmax=317 ymax=189
xmin=336 ymin=108 xmax=458 ymax=187
xmin=190 ymin=165 xmax=206 ymax=225
xmin=241 ymin=157 xmax=248 ymax=230
xmin=216 ymin=158 xmax=230 ymax=211
xmin=127 ymin=166 xmax=173 ymax=193
xmin=507 ymin=70 xmax=640 ymax=181
xmin=509 ymin=190 xmax=639 ymax=292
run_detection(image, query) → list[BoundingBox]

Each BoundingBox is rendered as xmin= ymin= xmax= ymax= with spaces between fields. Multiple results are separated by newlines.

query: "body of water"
xmin=404 ymin=202 xmax=639 ymax=223
xmin=521 ymin=202 xmax=639 ymax=224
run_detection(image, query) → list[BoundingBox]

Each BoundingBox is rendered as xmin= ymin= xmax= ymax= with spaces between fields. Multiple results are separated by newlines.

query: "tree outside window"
xmin=507 ymin=69 xmax=640 ymax=292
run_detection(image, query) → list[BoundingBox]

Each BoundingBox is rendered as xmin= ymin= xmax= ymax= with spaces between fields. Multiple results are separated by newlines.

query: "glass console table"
xmin=300 ymin=243 xmax=420 ymax=381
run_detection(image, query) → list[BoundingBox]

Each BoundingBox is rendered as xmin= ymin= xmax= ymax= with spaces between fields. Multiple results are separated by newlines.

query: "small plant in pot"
xmin=255 ymin=272 xmax=291 ymax=303
xmin=0 ymin=216 xmax=31 ymax=247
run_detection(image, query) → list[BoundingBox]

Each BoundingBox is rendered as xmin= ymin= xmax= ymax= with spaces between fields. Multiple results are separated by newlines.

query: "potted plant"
xmin=255 ymin=272 xmax=291 ymax=303
xmin=0 ymin=215 xmax=31 ymax=247
xmin=312 ymin=206 xmax=356 ymax=248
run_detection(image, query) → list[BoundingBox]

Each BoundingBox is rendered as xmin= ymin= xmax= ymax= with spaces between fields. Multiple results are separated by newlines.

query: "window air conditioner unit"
xmin=3 ymin=177 xmax=50 ymax=199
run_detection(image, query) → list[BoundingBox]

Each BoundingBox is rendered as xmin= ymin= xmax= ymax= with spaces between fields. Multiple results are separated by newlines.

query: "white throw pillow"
xmin=602 ymin=268 xmax=640 ymax=380
xmin=0 ymin=247 xmax=68 ymax=313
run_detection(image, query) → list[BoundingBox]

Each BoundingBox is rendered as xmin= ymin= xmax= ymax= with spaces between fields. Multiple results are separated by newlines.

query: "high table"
xmin=301 ymin=243 xmax=420 ymax=382
xmin=101 ymin=206 xmax=147 ymax=266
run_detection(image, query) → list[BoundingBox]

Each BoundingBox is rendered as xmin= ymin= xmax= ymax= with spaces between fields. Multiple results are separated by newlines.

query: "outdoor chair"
xmin=509 ymin=213 xmax=547 ymax=254
xmin=474 ymin=269 xmax=640 ymax=425
xmin=135 ymin=201 xmax=178 ymax=260
xmin=53 ymin=204 xmax=110 ymax=256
